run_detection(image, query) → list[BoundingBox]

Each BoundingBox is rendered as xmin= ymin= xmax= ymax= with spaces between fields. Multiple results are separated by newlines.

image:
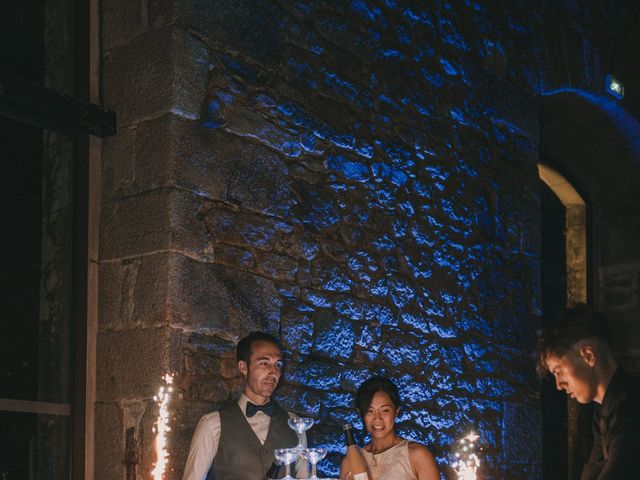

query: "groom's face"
xmin=239 ymin=339 xmax=283 ymax=404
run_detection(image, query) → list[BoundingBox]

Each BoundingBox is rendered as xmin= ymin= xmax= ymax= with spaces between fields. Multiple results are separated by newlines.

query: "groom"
xmin=182 ymin=331 xmax=306 ymax=480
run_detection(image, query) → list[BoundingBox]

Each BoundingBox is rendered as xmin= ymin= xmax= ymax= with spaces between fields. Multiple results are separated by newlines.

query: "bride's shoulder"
xmin=407 ymin=441 xmax=434 ymax=458
xmin=407 ymin=441 xmax=440 ymax=479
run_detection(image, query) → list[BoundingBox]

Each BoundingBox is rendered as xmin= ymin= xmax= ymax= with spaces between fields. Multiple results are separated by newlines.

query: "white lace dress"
xmin=360 ymin=439 xmax=417 ymax=480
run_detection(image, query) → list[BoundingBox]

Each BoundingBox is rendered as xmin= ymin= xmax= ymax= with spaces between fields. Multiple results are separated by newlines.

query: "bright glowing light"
xmin=605 ymin=74 xmax=624 ymax=99
xmin=453 ymin=432 xmax=481 ymax=480
xmin=151 ymin=373 xmax=174 ymax=480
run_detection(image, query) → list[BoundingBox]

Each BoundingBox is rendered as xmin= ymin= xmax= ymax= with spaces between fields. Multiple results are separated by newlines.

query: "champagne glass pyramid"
xmin=301 ymin=447 xmax=328 ymax=480
xmin=287 ymin=417 xmax=315 ymax=449
xmin=274 ymin=448 xmax=300 ymax=480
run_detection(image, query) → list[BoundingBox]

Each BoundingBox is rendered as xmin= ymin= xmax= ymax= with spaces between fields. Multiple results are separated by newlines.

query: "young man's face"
xmin=545 ymin=345 xmax=598 ymax=404
xmin=238 ymin=339 xmax=283 ymax=404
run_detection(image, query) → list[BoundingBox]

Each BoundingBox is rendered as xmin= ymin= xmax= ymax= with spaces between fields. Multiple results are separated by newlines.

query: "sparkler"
xmin=151 ymin=373 xmax=174 ymax=480
xmin=453 ymin=432 xmax=480 ymax=480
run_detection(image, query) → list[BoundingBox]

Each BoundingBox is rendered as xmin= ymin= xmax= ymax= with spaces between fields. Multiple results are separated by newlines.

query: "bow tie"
xmin=246 ymin=401 xmax=275 ymax=417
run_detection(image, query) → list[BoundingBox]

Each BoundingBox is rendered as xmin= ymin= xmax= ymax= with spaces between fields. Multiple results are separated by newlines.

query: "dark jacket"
xmin=581 ymin=368 xmax=640 ymax=480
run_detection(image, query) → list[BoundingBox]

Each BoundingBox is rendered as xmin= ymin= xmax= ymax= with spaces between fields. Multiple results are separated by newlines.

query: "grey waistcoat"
xmin=209 ymin=401 xmax=298 ymax=480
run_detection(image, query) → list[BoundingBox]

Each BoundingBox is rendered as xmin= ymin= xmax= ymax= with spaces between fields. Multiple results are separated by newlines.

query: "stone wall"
xmin=98 ymin=1 xmax=640 ymax=479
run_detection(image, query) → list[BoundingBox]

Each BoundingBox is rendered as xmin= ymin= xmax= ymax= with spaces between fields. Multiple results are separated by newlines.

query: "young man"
xmin=182 ymin=332 xmax=306 ymax=480
xmin=537 ymin=303 xmax=640 ymax=480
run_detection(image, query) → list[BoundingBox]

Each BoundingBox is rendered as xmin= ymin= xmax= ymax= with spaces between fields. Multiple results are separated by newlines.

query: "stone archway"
xmin=538 ymin=163 xmax=587 ymax=306
xmin=541 ymin=89 xmax=640 ymax=367
xmin=540 ymin=89 xmax=640 ymax=480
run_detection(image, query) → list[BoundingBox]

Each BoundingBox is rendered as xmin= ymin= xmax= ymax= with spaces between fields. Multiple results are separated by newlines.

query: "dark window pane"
xmin=0 ymin=411 xmax=71 ymax=480
xmin=0 ymin=118 xmax=43 ymax=401
xmin=0 ymin=117 xmax=74 ymax=404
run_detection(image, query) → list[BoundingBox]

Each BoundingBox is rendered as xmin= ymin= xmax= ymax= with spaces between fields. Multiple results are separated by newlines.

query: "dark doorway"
xmin=540 ymin=178 xmax=569 ymax=480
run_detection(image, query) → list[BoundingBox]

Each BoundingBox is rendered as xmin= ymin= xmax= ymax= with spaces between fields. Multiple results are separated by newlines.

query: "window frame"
xmin=0 ymin=0 xmax=112 ymax=477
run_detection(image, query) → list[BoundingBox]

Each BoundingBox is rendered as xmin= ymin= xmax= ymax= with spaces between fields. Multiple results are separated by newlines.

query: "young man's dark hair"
xmin=536 ymin=303 xmax=612 ymax=376
xmin=236 ymin=331 xmax=280 ymax=364
xmin=355 ymin=375 xmax=402 ymax=420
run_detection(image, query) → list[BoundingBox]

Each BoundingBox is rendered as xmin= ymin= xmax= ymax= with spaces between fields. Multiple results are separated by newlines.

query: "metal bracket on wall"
xmin=0 ymin=73 xmax=116 ymax=138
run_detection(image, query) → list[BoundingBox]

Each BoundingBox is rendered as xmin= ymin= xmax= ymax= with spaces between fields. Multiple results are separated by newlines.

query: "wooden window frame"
xmin=0 ymin=0 xmax=114 ymax=477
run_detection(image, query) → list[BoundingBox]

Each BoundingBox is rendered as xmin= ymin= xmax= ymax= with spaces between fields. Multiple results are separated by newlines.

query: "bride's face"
xmin=363 ymin=390 xmax=399 ymax=439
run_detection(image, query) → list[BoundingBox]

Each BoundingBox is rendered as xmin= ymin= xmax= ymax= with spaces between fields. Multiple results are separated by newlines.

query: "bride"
xmin=340 ymin=376 xmax=440 ymax=480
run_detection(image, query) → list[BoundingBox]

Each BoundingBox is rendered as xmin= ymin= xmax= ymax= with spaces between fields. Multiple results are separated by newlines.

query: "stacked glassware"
xmin=270 ymin=416 xmax=334 ymax=480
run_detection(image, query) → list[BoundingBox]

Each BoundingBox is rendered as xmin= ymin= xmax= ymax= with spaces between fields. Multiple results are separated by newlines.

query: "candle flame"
xmin=453 ymin=432 xmax=480 ymax=480
xmin=151 ymin=373 xmax=174 ymax=480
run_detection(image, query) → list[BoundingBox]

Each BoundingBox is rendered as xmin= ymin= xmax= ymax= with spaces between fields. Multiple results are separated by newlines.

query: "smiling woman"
xmin=340 ymin=376 xmax=440 ymax=480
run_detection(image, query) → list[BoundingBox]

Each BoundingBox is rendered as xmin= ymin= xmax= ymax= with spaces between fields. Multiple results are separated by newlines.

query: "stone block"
xmin=205 ymin=243 xmax=250 ymax=272
xmin=183 ymin=349 xmax=220 ymax=377
xmin=102 ymin=124 xmax=138 ymax=199
xmin=183 ymin=372 xmax=231 ymax=403
xmin=102 ymin=0 xmax=147 ymax=50
xmin=274 ymin=383 xmax=323 ymax=417
xmin=282 ymin=231 xmax=320 ymax=261
xmin=254 ymin=251 xmax=298 ymax=281
xmin=286 ymin=359 xmax=343 ymax=391
xmin=100 ymin=188 xmax=211 ymax=260
xmin=104 ymin=114 xmax=292 ymax=216
xmin=313 ymin=311 xmax=355 ymax=361
xmin=200 ymin=206 xmax=277 ymax=251
xmin=104 ymin=27 xmax=208 ymax=126
xmin=281 ymin=309 xmax=314 ymax=355
xmin=183 ymin=332 xmax=236 ymax=356
xmin=92 ymin=399 xmax=159 ymax=479
xmin=222 ymin=141 xmax=293 ymax=216
xmin=167 ymin=256 xmax=281 ymax=335
xmin=96 ymin=327 xmax=183 ymax=402
xmin=99 ymin=253 xmax=172 ymax=331
xmin=149 ymin=0 xmax=285 ymax=67
xmin=501 ymin=401 xmax=542 ymax=464
xmin=94 ymin=402 xmax=126 ymax=480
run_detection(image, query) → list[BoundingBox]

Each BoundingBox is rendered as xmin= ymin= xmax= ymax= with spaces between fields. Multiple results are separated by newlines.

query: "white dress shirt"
xmin=182 ymin=394 xmax=308 ymax=480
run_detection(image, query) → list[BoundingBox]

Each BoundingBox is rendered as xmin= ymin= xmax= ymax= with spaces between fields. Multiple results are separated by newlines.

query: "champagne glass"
xmin=301 ymin=447 xmax=328 ymax=480
xmin=274 ymin=447 xmax=300 ymax=480
xmin=287 ymin=416 xmax=315 ymax=449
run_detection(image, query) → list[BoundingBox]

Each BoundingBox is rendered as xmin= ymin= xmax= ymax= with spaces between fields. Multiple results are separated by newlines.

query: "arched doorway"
xmin=538 ymin=163 xmax=591 ymax=480
xmin=539 ymin=88 xmax=640 ymax=479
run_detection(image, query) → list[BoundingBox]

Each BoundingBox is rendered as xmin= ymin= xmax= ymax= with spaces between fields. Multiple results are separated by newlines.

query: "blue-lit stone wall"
xmin=98 ymin=0 xmax=640 ymax=478
xmin=170 ymin=1 xmax=544 ymax=479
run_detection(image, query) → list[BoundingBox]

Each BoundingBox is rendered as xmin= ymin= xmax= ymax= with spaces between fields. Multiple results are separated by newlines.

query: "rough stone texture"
xmin=94 ymin=399 xmax=163 ymax=480
xmin=97 ymin=1 xmax=640 ymax=480
xmin=102 ymin=0 xmax=149 ymax=51
xmin=100 ymin=188 xmax=211 ymax=260
xmin=167 ymin=255 xmax=282 ymax=335
xmin=96 ymin=327 xmax=183 ymax=402
xmin=149 ymin=0 xmax=286 ymax=67
xmin=94 ymin=402 xmax=126 ymax=480
xmin=103 ymin=25 xmax=208 ymax=126
xmin=501 ymin=402 xmax=543 ymax=464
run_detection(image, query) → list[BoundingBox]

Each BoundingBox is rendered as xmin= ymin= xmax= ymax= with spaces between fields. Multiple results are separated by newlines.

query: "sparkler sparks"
xmin=151 ymin=373 xmax=174 ymax=480
xmin=453 ymin=432 xmax=481 ymax=480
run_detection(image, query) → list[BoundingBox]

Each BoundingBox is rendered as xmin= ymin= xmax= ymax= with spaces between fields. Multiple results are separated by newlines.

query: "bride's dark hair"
xmin=355 ymin=375 xmax=401 ymax=420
